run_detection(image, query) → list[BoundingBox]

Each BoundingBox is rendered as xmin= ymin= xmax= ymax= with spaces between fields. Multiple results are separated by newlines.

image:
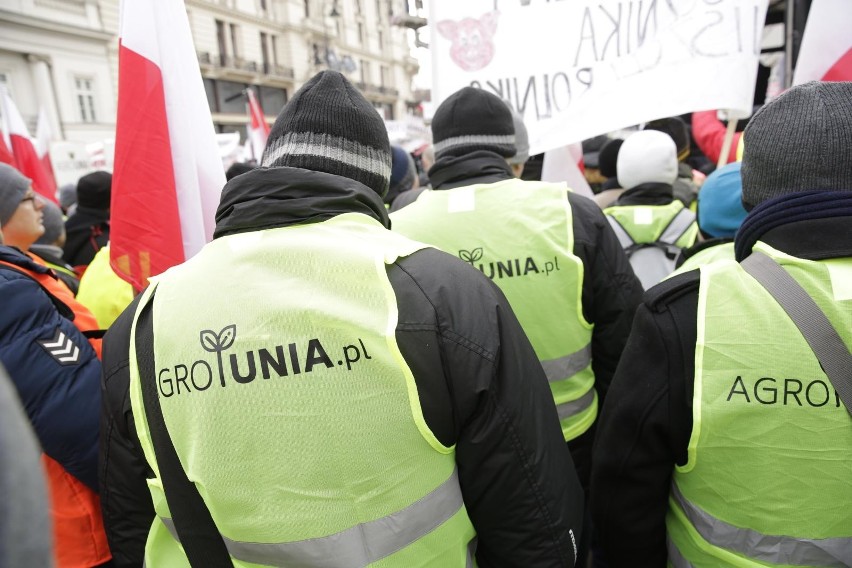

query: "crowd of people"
xmin=0 ymin=72 xmax=850 ymax=568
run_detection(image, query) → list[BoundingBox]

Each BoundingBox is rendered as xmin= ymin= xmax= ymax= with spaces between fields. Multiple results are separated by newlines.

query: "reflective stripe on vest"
xmin=556 ymin=389 xmax=596 ymax=421
xmin=660 ymin=208 xmax=696 ymax=245
xmin=158 ymin=468 xmax=468 ymax=568
xmin=606 ymin=216 xmax=635 ymax=249
xmin=542 ymin=344 xmax=591 ymax=384
xmin=667 ymin=535 xmax=695 ymax=568
xmin=671 ymin=483 xmax=852 ymax=566
xmin=391 ymin=180 xmax=596 ymax=441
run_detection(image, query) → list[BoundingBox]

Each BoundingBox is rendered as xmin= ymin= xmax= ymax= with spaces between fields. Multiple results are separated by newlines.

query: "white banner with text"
xmin=430 ymin=0 xmax=769 ymax=155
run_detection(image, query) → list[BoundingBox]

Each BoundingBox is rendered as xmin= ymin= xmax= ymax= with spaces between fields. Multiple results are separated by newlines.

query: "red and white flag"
xmin=113 ymin=0 xmax=225 ymax=291
xmin=0 ymin=133 xmax=14 ymax=167
xmin=246 ymin=88 xmax=270 ymax=162
xmin=793 ymin=0 xmax=852 ymax=85
xmin=35 ymin=107 xmax=58 ymax=192
xmin=0 ymin=87 xmax=58 ymax=202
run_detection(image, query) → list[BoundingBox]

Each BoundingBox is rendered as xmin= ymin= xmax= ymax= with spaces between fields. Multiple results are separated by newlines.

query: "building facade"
xmin=0 ymin=0 xmax=420 ymax=149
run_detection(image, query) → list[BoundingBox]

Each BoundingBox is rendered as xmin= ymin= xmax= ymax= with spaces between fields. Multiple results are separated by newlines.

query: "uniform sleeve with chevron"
xmin=0 ymin=264 xmax=102 ymax=491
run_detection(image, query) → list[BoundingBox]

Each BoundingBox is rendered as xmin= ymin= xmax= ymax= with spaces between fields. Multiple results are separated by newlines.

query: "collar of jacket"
xmin=213 ymin=166 xmax=390 ymax=239
xmin=734 ymin=191 xmax=852 ymax=261
xmin=613 ymin=182 xmax=674 ymax=206
xmin=0 ymin=245 xmax=50 ymax=274
xmin=29 ymin=244 xmax=67 ymax=267
xmin=428 ymin=150 xmax=515 ymax=190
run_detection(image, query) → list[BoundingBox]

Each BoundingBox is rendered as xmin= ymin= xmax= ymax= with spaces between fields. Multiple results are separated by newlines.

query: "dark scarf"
xmin=214 ymin=167 xmax=389 ymax=239
xmin=735 ymin=191 xmax=852 ymax=261
xmin=613 ymin=182 xmax=674 ymax=206
xmin=428 ymin=150 xmax=514 ymax=190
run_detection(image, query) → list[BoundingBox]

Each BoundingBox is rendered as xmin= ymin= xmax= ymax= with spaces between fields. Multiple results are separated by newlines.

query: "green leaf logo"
xmin=199 ymin=325 xmax=237 ymax=352
xmin=219 ymin=325 xmax=236 ymax=350
xmin=200 ymin=330 xmax=219 ymax=352
xmin=458 ymin=247 xmax=483 ymax=264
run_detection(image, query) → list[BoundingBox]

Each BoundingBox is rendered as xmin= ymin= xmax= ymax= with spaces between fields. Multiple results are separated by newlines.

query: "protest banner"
xmin=430 ymin=0 xmax=769 ymax=155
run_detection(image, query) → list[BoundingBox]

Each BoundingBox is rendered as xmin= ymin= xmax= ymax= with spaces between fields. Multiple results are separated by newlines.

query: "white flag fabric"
xmin=792 ymin=0 xmax=852 ymax=85
xmin=1 ymin=87 xmax=58 ymax=201
xmin=430 ymin=0 xmax=769 ymax=155
xmin=113 ymin=0 xmax=225 ymax=289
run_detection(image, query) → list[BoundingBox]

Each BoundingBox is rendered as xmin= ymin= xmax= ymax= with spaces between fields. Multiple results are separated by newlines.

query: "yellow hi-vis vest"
xmin=667 ymin=243 xmax=852 ymax=567
xmin=128 ymin=213 xmax=477 ymax=568
xmin=391 ymin=180 xmax=596 ymax=441
xmin=604 ymin=200 xmax=699 ymax=290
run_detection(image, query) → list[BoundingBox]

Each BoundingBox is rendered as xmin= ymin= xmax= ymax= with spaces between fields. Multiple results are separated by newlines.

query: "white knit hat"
xmin=616 ymin=130 xmax=678 ymax=190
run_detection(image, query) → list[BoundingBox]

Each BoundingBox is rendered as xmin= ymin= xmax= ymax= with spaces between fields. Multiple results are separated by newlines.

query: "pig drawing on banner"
xmin=436 ymin=12 xmax=499 ymax=72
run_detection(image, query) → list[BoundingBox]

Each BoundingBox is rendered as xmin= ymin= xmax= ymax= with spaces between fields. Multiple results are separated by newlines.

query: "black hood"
xmin=214 ymin=167 xmax=390 ymax=239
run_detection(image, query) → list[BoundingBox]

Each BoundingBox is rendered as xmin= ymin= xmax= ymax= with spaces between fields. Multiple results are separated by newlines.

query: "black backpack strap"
xmin=135 ymin=297 xmax=234 ymax=566
xmin=742 ymin=251 xmax=852 ymax=416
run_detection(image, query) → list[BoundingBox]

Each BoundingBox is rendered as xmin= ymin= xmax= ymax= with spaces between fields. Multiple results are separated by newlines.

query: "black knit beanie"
xmin=431 ymin=87 xmax=516 ymax=159
xmin=598 ymin=138 xmax=624 ymax=179
xmin=741 ymin=81 xmax=852 ymax=208
xmin=644 ymin=117 xmax=690 ymax=161
xmin=261 ymin=71 xmax=391 ymax=197
xmin=76 ymin=171 xmax=112 ymax=210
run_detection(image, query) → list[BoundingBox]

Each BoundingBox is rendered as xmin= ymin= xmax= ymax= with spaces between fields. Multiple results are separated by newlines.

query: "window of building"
xmin=355 ymin=0 xmax=362 ymax=14
xmin=378 ymin=30 xmax=384 ymax=50
xmin=360 ymin=60 xmax=370 ymax=84
xmin=203 ymin=78 xmax=218 ymax=113
xmin=304 ymin=0 xmax=310 ymax=17
xmin=260 ymin=32 xmax=270 ymax=71
xmin=230 ymin=23 xmax=240 ymax=58
xmin=216 ymin=19 xmax=227 ymax=64
xmin=380 ymin=65 xmax=390 ymax=87
xmin=217 ymin=80 xmax=249 ymax=114
xmin=74 ymin=76 xmax=96 ymax=123
xmin=372 ymin=101 xmax=393 ymax=120
xmin=260 ymin=0 xmax=267 ymax=10
xmin=271 ymin=35 xmax=279 ymax=65
xmin=358 ymin=22 xmax=364 ymax=45
xmin=259 ymin=86 xmax=287 ymax=115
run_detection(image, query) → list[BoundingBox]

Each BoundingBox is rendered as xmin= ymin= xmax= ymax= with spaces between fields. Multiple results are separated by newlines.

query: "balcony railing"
xmin=198 ymin=52 xmax=294 ymax=79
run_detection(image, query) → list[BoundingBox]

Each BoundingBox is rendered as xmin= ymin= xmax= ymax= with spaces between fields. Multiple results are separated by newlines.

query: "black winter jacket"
xmin=590 ymin=193 xmax=852 ymax=567
xmin=63 ymin=206 xmax=110 ymax=269
xmin=100 ymin=167 xmax=585 ymax=567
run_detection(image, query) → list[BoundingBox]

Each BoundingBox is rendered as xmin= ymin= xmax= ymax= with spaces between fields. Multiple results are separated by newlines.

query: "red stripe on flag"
xmin=112 ymin=43 xmax=185 ymax=290
xmin=0 ymin=136 xmax=14 ymax=166
xmin=247 ymin=89 xmax=270 ymax=135
xmin=9 ymin=134 xmax=58 ymax=203
xmin=823 ymin=48 xmax=852 ymax=82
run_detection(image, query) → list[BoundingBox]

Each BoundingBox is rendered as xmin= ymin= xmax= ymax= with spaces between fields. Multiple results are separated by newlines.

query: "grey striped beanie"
xmin=741 ymin=81 xmax=852 ymax=208
xmin=261 ymin=71 xmax=392 ymax=197
xmin=431 ymin=87 xmax=516 ymax=159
